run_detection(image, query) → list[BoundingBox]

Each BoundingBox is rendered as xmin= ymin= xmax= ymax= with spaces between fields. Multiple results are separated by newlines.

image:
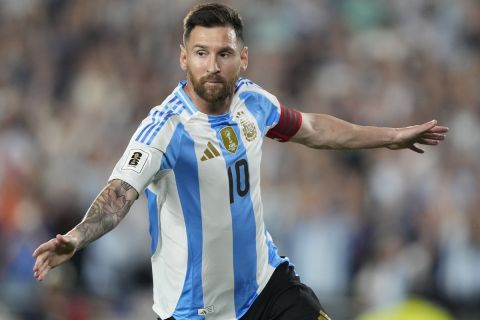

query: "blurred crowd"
xmin=1 ymin=0 xmax=479 ymax=319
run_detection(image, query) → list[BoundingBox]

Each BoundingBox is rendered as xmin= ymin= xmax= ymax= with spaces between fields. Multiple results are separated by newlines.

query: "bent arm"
xmin=291 ymin=113 xmax=448 ymax=153
xmin=33 ymin=179 xmax=139 ymax=280
xmin=71 ymin=179 xmax=139 ymax=249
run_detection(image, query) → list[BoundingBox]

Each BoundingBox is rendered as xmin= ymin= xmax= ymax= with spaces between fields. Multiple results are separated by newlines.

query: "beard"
xmin=187 ymin=68 xmax=239 ymax=113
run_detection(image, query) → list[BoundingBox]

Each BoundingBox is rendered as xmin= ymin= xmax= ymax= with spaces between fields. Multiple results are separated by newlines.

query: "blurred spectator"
xmin=1 ymin=0 xmax=479 ymax=319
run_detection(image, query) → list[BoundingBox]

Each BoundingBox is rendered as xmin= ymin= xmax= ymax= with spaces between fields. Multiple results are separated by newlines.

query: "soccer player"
xmin=32 ymin=3 xmax=448 ymax=320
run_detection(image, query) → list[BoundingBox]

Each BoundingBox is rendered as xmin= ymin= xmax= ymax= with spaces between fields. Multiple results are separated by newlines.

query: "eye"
xmin=195 ymin=50 xmax=207 ymax=57
xmin=220 ymin=52 xmax=232 ymax=58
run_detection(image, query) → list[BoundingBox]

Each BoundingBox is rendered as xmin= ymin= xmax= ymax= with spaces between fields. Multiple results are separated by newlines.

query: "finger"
xmin=32 ymin=242 xmax=52 ymax=258
xmin=35 ymin=260 xmax=52 ymax=278
xmin=407 ymin=120 xmax=438 ymax=136
xmin=33 ymin=251 xmax=51 ymax=272
xmin=33 ymin=258 xmax=49 ymax=279
xmin=428 ymin=126 xmax=449 ymax=133
xmin=421 ymin=120 xmax=437 ymax=130
xmin=33 ymin=238 xmax=58 ymax=257
xmin=410 ymin=145 xmax=425 ymax=153
xmin=418 ymin=138 xmax=440 ymax=145
xmin=33 ymin=251 xmax=48 ymax=269
xmin=422 ymin=133 xmax=446 ymax=140
xmin=35 ymin=264 xmax=51 ymax=281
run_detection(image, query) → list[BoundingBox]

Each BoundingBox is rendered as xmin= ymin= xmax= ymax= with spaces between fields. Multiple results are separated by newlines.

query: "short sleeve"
xmin=238 ymin=83 xmax=282 ymax=136
xmin=109 ymin=140 xmax=163 ymax=195
xmin=237 ymin=80 xmax=301 ymax=141
xmin=266 ymin=105 xmax=302 ymax=142
xmin=108 ymin=105 xmax=181 ymax=194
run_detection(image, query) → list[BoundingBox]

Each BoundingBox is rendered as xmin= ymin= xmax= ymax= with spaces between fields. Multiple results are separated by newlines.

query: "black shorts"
xmin=158 ymin=261 xmax=331 ymax=320
xmin=240 ymin=261 xmax=331 ymax=320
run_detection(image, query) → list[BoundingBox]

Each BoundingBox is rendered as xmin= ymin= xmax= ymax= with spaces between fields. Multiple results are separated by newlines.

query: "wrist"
xmin=384 ymin=127 xmax=397 ymax=146
xmin=66 ymin=228 xmax=82 ymax=249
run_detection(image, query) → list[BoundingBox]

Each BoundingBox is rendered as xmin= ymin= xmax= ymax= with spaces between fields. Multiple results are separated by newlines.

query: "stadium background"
xmin=1 ymin=0 xmax=479 ymax=319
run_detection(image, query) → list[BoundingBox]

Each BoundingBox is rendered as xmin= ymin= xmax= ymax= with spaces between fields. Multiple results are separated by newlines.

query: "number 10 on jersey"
xmin=227 ymin=159 xmax=250 ymax=204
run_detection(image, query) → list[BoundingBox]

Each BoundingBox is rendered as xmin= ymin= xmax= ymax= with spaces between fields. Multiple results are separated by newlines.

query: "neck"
xmin=184 ymin=82 xmax=233 ymax=115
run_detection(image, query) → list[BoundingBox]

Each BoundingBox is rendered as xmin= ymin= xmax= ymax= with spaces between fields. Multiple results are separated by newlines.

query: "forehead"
xmin=186 ymin=26 xmax=239 ymax=50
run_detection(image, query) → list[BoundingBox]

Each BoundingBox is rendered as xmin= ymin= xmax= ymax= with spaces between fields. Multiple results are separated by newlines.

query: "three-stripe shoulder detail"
xmin=234 ymin=78 xmax=255 ymax=94
xmin=135 ymin=96 xmax=186 ymax=145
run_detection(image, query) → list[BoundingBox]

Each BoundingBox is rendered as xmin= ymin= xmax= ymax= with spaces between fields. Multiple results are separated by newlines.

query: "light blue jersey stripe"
xmin=145 ymin=188 xmax=160 ymax=255
xmin=265 ymin=228 xmax=286 ymax=267
xmin=208 ymin=115 xmax=258 ymax=318
xmin=234 ymin=78 xmax=255 ymax=94
xmin=240 ymin=91 xmax=281 ymax=135
xmin=159 ymin=124 xmax=183 ymax=171
xmin=164 ymin=124 xmax=204 ymax=319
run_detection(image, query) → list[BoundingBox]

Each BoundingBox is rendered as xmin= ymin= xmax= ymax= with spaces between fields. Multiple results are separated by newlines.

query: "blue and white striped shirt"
xmin=110 ymin=78 xmax=287 ymax=320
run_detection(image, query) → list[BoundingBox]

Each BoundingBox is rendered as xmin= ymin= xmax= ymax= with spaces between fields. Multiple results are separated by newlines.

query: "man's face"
xmin=180 ymin=26 xmax=248 ymax=111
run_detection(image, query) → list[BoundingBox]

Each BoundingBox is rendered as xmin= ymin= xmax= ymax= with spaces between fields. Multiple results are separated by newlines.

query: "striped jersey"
xmin=109 ymin=78 xmax=288 ymax=319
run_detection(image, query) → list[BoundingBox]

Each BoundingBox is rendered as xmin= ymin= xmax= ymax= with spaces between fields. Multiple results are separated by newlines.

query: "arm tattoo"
xmin=75 ymin=180 xmax=136 ymax=249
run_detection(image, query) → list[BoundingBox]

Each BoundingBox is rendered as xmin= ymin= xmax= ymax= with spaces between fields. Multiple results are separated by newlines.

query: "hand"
xmin=387 ymin=120 xmax=449 ymax=153
xmin=32 ymin=233 xmax=79 ymax=281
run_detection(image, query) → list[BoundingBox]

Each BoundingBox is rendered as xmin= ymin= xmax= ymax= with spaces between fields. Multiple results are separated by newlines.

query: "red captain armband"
xmin=266 ymin=105 xmax=302 ymax=142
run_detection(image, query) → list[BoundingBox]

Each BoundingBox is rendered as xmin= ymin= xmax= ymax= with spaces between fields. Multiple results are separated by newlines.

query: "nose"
xmin=207 ymin=55 xmax=220 ymax=74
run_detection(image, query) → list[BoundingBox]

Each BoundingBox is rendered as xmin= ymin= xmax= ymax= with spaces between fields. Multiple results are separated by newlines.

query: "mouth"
xmin=203 ymin=77 xmax=224 ymax=84
xmin=204 ymin=81 xmax=224 ymax=89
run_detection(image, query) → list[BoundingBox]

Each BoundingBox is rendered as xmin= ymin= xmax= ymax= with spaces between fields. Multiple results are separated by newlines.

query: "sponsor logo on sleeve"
xmin=122 ymin=149 xmax=149 ymax=173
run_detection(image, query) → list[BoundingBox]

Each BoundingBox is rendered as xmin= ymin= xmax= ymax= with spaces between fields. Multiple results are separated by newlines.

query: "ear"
xmin=240 ymin=46 xmax=248 ymax=72
xmin=179 ymin=44 xmax=187 ymax=71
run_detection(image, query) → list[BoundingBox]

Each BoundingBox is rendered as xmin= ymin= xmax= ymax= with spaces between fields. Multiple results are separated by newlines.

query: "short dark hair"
xmin=183 ymin=2 xmax=244 ymax=45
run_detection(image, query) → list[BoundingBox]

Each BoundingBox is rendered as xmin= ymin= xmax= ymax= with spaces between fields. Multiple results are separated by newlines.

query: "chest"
xmin=183 ymin=110 xmax=261 ymax=167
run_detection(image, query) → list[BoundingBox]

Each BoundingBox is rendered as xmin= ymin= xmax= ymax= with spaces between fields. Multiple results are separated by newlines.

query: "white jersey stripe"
xmin=208 ymin=114 xmax=259 ymax=318
xmin=149 ymin=171 xmax=189 ymax=319
xmin=190 ymin=117 xmax=237 ymax=319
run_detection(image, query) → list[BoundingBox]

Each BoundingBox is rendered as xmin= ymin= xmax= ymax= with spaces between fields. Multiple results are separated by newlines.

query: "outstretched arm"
xmin=290 ymin=113 xmax=448 ymax=153
xmin=32 ymin=179 xmax=138 ymax=281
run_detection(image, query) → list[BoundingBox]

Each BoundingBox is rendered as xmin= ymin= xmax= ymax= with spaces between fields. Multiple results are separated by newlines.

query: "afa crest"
xmin=235 ymin=111 xmax=257 ymax=142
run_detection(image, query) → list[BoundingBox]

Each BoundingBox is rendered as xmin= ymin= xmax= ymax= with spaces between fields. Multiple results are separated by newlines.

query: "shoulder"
xmin=149 ymin=92 xmax=193 ymax=119
xmin=234 ymin=78 xmax=280 ymax=109
xmin=233 ymin=79 xmax=282 ymax=131
xmin=134 ymin=92 xmax=193 ymax=146
xmin=145 ymin=87 xmax=198 ymax=125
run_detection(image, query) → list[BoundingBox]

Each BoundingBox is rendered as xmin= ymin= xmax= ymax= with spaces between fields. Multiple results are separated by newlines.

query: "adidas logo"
xmin=197 ymin=305 xmax=215 ymax=315
xmin=201 ymin=142 xmax=220 ymax=161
